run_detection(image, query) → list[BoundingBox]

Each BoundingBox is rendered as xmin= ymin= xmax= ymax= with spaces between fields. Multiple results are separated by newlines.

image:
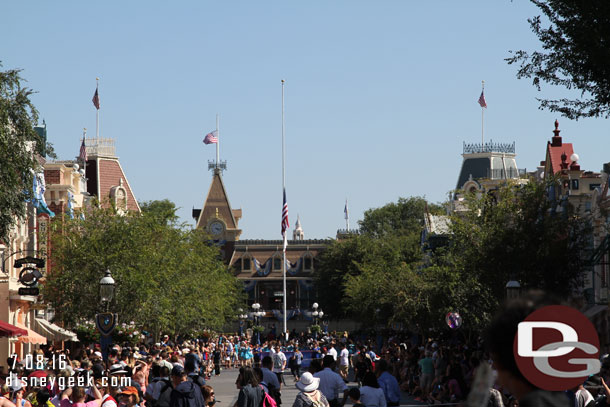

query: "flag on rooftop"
xmin=478 ymin=90 xmax=487 ymax=108
xmin=344 ymin=200 xmax=349 ymax=220
xmin=203 ymin=130 xmax=218 ymax=144
xmin=92 ymin=86 xmax=100 ymax=110
xmin=79 ymin=137 xmax=87 ymax=162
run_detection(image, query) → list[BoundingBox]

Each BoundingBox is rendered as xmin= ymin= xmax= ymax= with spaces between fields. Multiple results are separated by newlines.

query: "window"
xmin=273 ymin=257 xmax=282 ymax=270
xmin=571 ymin=179 xmax=579 ymax=190
xmin=303 ymin=256 xmax=312 ymax=271
xmin=243 ymin=258 xmax=251 ymax=271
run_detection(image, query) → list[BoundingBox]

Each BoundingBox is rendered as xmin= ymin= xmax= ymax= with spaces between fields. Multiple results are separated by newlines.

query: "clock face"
xmin=209 ymin=221 xmax=224 ymax=235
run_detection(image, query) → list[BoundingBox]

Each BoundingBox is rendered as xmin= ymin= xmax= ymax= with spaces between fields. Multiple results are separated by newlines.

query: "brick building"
xmin=194 ymin=167 xmax=330 ymax=330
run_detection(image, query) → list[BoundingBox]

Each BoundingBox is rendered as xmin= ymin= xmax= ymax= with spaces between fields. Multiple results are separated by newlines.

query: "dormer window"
xmin=303 ymin=256 xmax=313 ymax=271
xmin=110 ymin=179 xmax=128 ymax=213
xmin=273 ymin=257 xmax=282 ymax=270
xmin=243 ymin=257 xmax=251 ymax=271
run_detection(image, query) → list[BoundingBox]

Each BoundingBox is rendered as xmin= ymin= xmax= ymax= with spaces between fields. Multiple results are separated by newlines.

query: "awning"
xmin=33 ymin=318 xmax=78 ymax=342
xmin=0 ymin=320 xmax=27 ymax=338
xmin=15 ymin=323 xmax=47 ymax=345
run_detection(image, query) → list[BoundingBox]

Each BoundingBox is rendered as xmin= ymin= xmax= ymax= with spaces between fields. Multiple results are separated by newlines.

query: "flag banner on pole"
xmin=92 ymin=87 xmax=100 ymax=110
xmin=478 ymin=91 xmax=487 ymax=108
xmin=344 ymin=200 xmax=349 ymax=220
xmin=282 ymin=188 xmax=289 ymax=250
xmin=79 ymin=137 xmax=87 ymax=162
xmin=203 ymin=130 xmax=218 ymax=144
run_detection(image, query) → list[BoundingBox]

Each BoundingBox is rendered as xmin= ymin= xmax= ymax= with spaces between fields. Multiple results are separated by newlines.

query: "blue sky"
xmin=3 ymin=1 xmax=608 ymax=239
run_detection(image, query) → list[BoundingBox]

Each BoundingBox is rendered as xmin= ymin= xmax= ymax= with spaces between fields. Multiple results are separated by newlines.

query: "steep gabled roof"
xmin=545 ymin=120 xmax=574 ymax=177
xmin=196 ymin=169 xmax=238 ymax=229
xmin=98 ymin=158 xmax=140 ymax=212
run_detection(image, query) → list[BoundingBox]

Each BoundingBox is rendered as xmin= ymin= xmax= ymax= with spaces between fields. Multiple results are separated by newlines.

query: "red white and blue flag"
xmin=92 ymin=86 xmax=100 ymax=110
xmin=282 ymin=188 xmax=289 ymax=250
xmin=478 ymin=91 xmax=487 ymax=108
xmin=203 ymin=130 xmax=218 ymax=144
xmin=79 ymin=137 xmax=87 ymax=162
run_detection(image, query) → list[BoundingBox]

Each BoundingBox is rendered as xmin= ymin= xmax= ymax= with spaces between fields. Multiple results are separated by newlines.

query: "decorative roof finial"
xmin=551 ymin=120 xmax=562 ymax=146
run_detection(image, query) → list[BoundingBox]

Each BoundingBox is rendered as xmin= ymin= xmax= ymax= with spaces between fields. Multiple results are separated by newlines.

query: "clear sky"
xmin=2 ymin=1 xmax=608 ymax=239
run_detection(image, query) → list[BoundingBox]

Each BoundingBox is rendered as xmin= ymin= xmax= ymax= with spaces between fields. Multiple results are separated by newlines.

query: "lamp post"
xmin=238 ymin=308 xmax=248 ymax=337
xmin=506 ymin=280 xmax=521 ymax=301
xmin=96 ymin=269 xmax=117 ymax=361
xmin=319 ymin=310 xmax=326 ymax=333
xmin=312 ymin=302 xmax=319 ymax=340
xmin=99 ymin=269 xmax=115 ymax=310
xmin=252 ymin=303 xmax=264 ymax=344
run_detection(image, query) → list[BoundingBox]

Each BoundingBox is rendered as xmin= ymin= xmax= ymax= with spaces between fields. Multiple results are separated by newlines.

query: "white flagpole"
xmin=216 ymin=114 xmax=220 ymax=168
xmin=281 ymin=79 xmax=287 ymax=341
xmin=96 ymin=77 xmax=100 ymax=142
xmin=481 ymin=80 xmax=484 ymax=150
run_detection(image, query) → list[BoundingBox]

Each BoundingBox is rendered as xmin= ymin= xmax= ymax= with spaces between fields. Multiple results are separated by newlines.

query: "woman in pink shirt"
xmin=60 ymin=386 xmax=102 ymax=407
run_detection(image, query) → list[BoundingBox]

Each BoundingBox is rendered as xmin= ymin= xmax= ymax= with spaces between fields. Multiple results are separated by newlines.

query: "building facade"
xmin=194 ymin=167 xmax=330 ymax=331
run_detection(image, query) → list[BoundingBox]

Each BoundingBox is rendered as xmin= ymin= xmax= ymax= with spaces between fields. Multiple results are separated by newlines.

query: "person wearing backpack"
xmin=236 ymin=367 xmax=264 ymax=407
xmin=292 ymin=372 xmax=329 ymax=407
xmin=185 ymin=361 xmax=206 ymax=388
xmin=169 ymin=365 xmax=205 ymax=407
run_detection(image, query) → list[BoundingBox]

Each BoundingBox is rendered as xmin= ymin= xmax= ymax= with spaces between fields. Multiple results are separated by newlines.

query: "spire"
xmin=551 ymin=119 xmax=563 ymax=147
xmin=293 ymin=215 xmax=304 ymax=240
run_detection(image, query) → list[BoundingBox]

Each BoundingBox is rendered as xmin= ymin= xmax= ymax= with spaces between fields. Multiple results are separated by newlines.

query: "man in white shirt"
xmin=272 ymin=345 xmax=287 ymax=385
xmin=337 ymin=342 xmax=350 ymax=381
xmin=314 ymin=355 xmax=348 ymax=407
xmin=327 ymin=342 xmax=338 ymax=361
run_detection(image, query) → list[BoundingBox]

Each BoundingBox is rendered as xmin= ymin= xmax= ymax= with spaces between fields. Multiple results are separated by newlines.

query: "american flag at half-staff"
xmin=282 ymin=188 xmax=289 ymax=250
xmin=478 ymin=90 xmax=487 ymax=108
xmin=203 ymin=130 xmax=218 ymax=144
xmin=92 ymin=86 xmax=100 ymax=110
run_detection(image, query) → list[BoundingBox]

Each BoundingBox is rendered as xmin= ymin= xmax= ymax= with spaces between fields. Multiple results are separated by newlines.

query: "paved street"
xmin=204 ymin=367 xmax=425 ymax=407
xmin=205 ymin=367 xmax=301 ymax=407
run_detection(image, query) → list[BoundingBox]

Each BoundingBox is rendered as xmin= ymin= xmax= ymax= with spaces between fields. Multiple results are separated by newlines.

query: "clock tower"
xmin=193 ymin=168 xmax=242 ymax=261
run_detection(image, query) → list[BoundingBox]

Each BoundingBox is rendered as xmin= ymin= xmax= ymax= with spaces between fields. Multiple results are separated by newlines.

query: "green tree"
xmin=315 ymin=197 xmax=433 ymax=321
xmin=448 ymin=179 xmax=590 ymax=303
xmin=358 ymin=197 xmax=444 ymax=238
xmin=44 ymin=201 xmax=243 ymax=337
xmin=507 ymin=1 xmax=610 ymax=119
xmin=0 ymin=65 xmax=45 ymax=241
xmin=140 ymin=199 xmax=179 ymax=226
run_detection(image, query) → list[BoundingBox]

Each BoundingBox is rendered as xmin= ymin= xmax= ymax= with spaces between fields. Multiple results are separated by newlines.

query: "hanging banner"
xmin=37 ymin=213 xmax=50 ymax=274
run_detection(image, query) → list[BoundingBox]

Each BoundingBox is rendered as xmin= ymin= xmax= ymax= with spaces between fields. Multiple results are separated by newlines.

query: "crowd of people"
xmin=2 ymin=313 xmax=610 ymax=407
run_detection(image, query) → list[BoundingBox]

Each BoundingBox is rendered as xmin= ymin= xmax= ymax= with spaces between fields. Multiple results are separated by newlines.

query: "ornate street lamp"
xmin=99 ymin=269 xmax=115 ymax=309
xmin=252 ymin=303 xmax=264 ymax=344
xmin=96 ymin=269 xmax=118 ymax=361
xmin=238 ymin=308 xmax=248 ymax=337
xmin=312 ymin=303 xmax=321 ymax=340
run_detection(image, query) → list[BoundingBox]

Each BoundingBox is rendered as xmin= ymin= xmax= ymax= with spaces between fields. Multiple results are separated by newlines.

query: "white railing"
xmin=85 ymin=138 xmax=116 ymax=157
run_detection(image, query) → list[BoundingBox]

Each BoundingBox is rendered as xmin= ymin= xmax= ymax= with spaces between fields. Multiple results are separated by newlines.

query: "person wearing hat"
xmin=118 ymin=387 xmax=139 ymax=407
xmin=169 ymin=365 xmax=205 ymax=407
xmin=292 ymin=372 xmax=328 ymax=407
xmin=108 ymin=365 xmax=128 ymax=377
